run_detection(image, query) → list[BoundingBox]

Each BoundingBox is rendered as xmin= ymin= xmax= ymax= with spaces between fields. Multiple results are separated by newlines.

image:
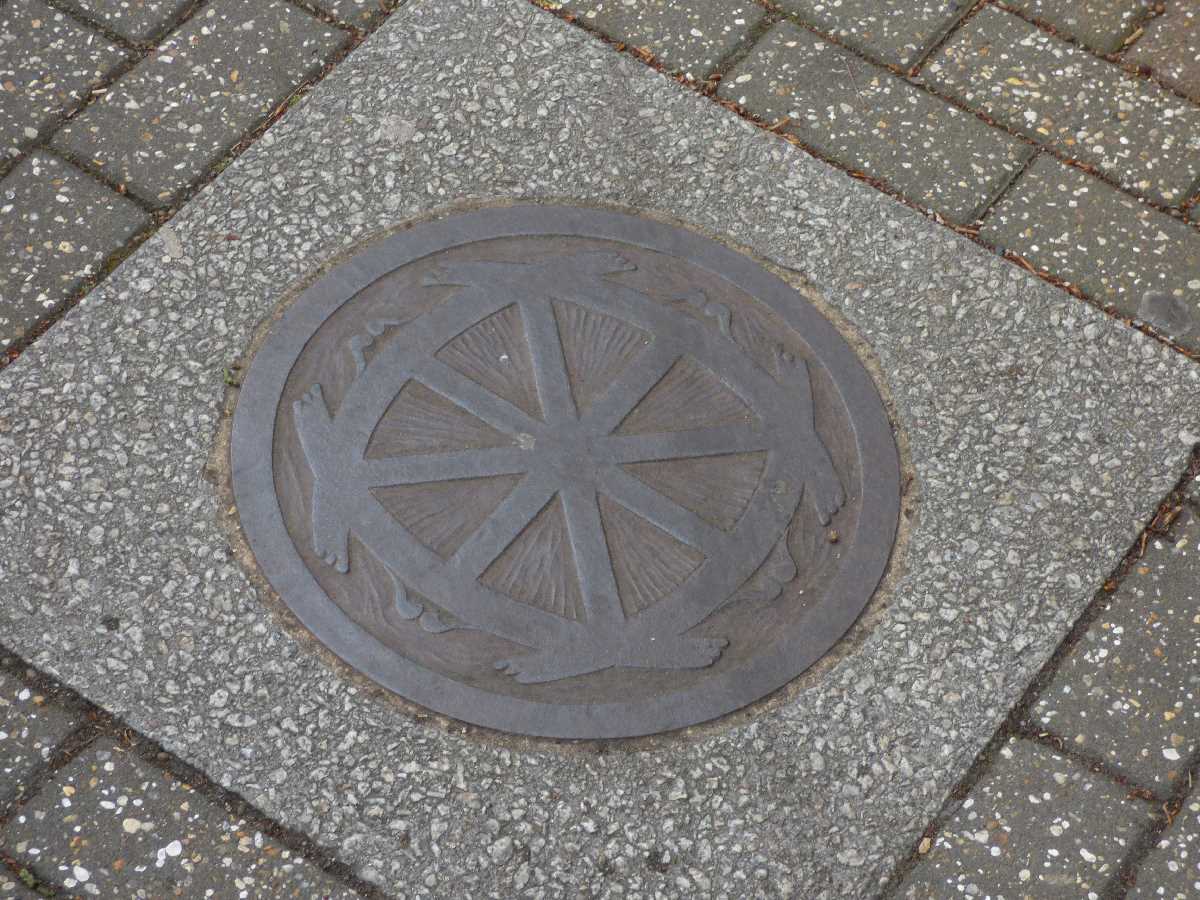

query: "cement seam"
xmin=528 ymin=0 xmax=1200 ymax=365
xmin=0 ymin=645 xmax=390 ymax=899
xmin=875 ymin=445 xmax=1200 ymax=899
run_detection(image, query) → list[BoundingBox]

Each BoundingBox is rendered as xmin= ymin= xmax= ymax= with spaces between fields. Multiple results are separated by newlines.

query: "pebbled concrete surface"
xmin=900 ymin=737 xmax=1155 ymax=898
xmin=53 ymin=0 xmax=346 ymax=204
xmin=314 ymin=0 xmax=391 ymax=27
xmin=0 ymin=151 xmax=150 ymax=350
xmin=0 ymin=0 xmax=1198 ymax=896
xmin=67 ymin=0 xmax=195 ymax=42
xmin=928 ymin=5 xmax=1200 ymax=207
xmin=0 ymin=0 xmax=128 ymax=161
xmin=777 ymin=0 xmax=971 ymax=68
xmin=980 ymin=154 xmax=1200 ymax=353
xmin=559 ymin=0 xmax=764 ymax=81
xmin=2 ymin=738 xmax=360 ymax=898
xmin=1132 ymin=789 xmax=1200 ymax=899
xmin=0 ymin=666 xmax=81 ymax=810
xmin=1028 ymin=503 xmax=1200 ymax=790
xmin=1005 ymin=0 xmax=1148 ymax=54
xmin=718 ymin=21 xmax=1032 ymax=223
xmin=1125 ymin=3 xmax=1200 ymax=103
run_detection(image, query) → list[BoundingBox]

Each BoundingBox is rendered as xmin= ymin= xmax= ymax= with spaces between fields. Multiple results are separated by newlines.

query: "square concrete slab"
xmin=1 ymin=0 xmax=1198 ymax=896
xmin=0 ymin=151 xmax=150 ymax=349
xmin=0 ymin=666 xmax=81 ymax=810
xmin=980 ymin=154 xmax=1200 ymax=352
xmin=2 ymin=738 xmax=359 ymax=898
xmin=52 ymin=0 xmax=346 ymax=204
xmin=718 ymin=21 xmax=1032 ymax=223
xmin=1132 ymin=789 xmax=1200 ymax=899
xmin=1027 ymin=505 xmax=1200 ymax=790
xmin=559 ymin=0 xmax=764 ymax=81
xmin=66 ymin=0 xmax=195 ymax=43
xmin=0 ymin=0 xmax=129 ymax=160
xmin=1125 ymin=4 xmax=1200 ymax=103
xmin=777 ymin=0 xmax=971 ymax=68
xmin=900 ymin=738 xmax=1156 ymax=898
xmin=927 ymin=5 xmax=1200 ymax=206
xmin=1005 ymin=0 xmax=1147 ymax=53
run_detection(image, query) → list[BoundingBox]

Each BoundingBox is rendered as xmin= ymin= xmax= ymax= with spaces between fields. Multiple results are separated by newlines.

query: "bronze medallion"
xmin=231 ymin=206 xmax=900 ymax=738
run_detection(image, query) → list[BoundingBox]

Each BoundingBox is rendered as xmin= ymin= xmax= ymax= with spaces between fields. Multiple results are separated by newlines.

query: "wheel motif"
xmin=230 ymin=207 xmax=900 ymax=738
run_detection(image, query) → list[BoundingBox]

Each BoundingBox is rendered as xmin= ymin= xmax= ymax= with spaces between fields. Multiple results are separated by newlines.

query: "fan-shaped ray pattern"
xmin=623 ymin=452 xmax=768 ymax=532
xmin=616 ymin=356 xmax=755 ymax=435
xmin=553 ymin=300 xmax=649 ymax=413
xmin=436 ymin=304 xmax=541 ymax=419
xmin=371 ymin=474 xmax=523 ymax=558
xmin=598 ymin=495 xmax=705 ymax=617
xmin=481 ymin=494 xmax=584 ymax=621
xmin=365 ymin=381 xmax=513 ymax=458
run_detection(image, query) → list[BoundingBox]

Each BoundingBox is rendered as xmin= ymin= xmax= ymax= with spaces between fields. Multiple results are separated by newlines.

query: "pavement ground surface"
xmin=0 ymin=0 xmax=1198 ymax=897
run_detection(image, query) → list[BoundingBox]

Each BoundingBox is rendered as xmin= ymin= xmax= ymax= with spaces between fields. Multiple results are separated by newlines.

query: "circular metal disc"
xmin=231 ymin=206 xmax=900 ymax=739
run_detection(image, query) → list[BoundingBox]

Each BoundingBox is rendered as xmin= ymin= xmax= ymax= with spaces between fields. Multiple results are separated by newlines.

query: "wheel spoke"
xmin=359 ymin=447 xmax=532 ymax=488
xmin=599 ymin=468 xmax=725 ymax=557
xmin=520 ymin=297 xmax=577 ymax=425
xmin=595 ymin=425 xmax=768 ymax=465
xmin=448 ymin=473 xmax=559 ymax=578
xmin=581 ymin=339 xmax=679 ymax=437
xmin=560 ymin=484 xmax=625 ymax=626
xmin=412 ymin=357 xmax=544 ymax=438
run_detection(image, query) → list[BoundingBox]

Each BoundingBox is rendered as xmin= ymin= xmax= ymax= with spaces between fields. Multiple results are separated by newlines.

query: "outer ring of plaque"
xmin=230 ymin=205 xmax=902 ymax=740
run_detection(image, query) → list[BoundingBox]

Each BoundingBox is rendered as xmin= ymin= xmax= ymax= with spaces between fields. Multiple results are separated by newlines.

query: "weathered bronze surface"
xmin=231 ymin=206 xmax=900 ymax=738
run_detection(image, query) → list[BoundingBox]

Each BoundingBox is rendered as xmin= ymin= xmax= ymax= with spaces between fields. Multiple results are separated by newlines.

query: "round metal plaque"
xmin=232 ymin=206 xmax=900 ymax=739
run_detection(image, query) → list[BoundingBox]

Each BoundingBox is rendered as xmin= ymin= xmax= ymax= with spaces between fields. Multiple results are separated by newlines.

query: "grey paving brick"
xmin=67 ymin=1 xmax=194 ymax=42
xmin=718 ymin=22 xmax=1032 ymax=223
xmin=0 ymin=0 xmax=128 ymax=160
xmin=980 ymin=154 xmax=1200 ymax=350
xmin=0 ymin=871 xmax=39 ymax=898
xmin=560 ymin=0 xmax=763 ymax=80
xmin=927 ymin=5 xmax=1200 ymax=206
xmin=778 ymin=0 xmax=971 ymax=68
xmin=2 ymin=739 xmax=359 ymax=898
xmin=1004 ymin=0 xmax=1147 ymax=53
xmin=314 ymin=0 xmax=389 ymax=27
xmin=1027 ymin=504 xmax=1200 ymax=789
xmin=0 ymin=152 xmax=149 ymax=349
xmin=53 ymin=0 xmax=346 ymax=204
xmin=901 ymin=738 xmax=1154 ymax=898
xmin=0 ymin=667 xmax=81 ymax=809
xmin=1125 ymin=4 xmax=1200 ymax=102
xmin=1132 ymin=789 xmax=1200 ymax=899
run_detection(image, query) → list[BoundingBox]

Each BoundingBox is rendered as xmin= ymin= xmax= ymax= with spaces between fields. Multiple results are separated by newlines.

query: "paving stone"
xmin=777 ymin=0 xmax=971 ymax=68
xmin=1125 ymin=4 xmax=1200 ymax=103
xmin=1026 ymin=504 xmax=1200 ymax=789
xmin=2 ymin=739 xmax=359 ymax=898
xmin=0 ymin=0 xmax=128 ymax=161
xmin=67 ymin=1 xmax=195 ymax=42
xmin=980 ymin=154 xmax=1200 ymax=351
xmin=1005 ymin=0 xmax=1147 ymax=53
xmin=927 ymin=5 xmax=1200 ymax=206
xmin=313 ymin=0 xmax=389 ymax=27
xmin=718 ymin=21 xmax=1032 ymax=223
xmin=0 ymin=872 xmax=39 ymax=898
xmin=560 ymin=0 xmax=763 ymax=80
xmin=1132 ymin=789 xmax=1200 ymax=899
xmin=901 ymin=738 xmax=1154 ymax=898
xmin=0 ymin=667 xmax=81 ymax=810
xmin=0 ymin=151 xmax=149 ymax=349
xmin=53 ymin=0 xmax=346 ymax=204
xmin=3 ymin=0 xmax=1200 ymax=895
